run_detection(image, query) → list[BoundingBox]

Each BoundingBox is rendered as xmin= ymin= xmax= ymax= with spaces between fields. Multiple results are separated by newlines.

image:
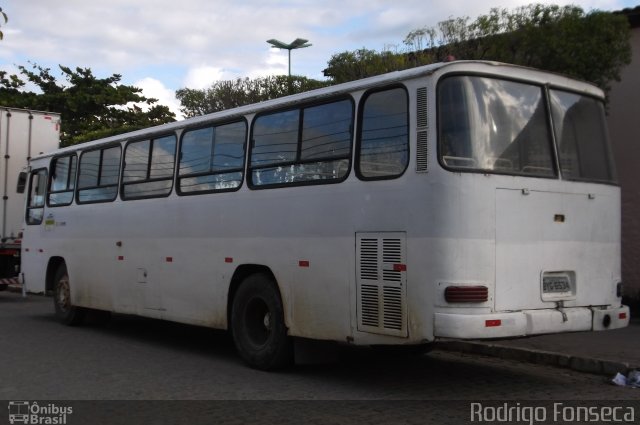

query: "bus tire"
xmin=53 ymin=265 xmax=85 ymax=326
xmin=231 ymin=273 xmax=293 ymax=370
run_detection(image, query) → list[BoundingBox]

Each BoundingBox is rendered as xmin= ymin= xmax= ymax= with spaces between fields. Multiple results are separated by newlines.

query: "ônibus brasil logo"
xmin=8 ymin=401 xmax=73 ymax=424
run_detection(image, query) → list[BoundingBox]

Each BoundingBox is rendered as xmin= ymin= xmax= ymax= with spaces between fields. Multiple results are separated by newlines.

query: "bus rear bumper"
xmin=434 ymin=305 xmax=630 ymax=339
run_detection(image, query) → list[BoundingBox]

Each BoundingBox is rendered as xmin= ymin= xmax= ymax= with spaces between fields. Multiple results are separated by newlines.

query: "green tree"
xmin=405 ymin=4 xmax=631 ymax=93
xmin=324 ymin=3 xmax=631 ymax=93
xmin=176 ymin=75 xmax=329 ymax=117
xmin=0 ymin=63 xmax=175 ymax=145
xmin=324 ymin=48 xmax=434 ymax=83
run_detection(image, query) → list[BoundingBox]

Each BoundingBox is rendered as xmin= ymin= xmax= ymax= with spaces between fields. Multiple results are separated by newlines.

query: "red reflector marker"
xmin=225 ymin=257 xmax=233 ymax=263
xmin=299 ymin=260 xmax=310 ymax=268
xmin=166 ymin=257 xmax=173 ymax=263
xmin=393 ymin=263 xmax=407 ymax=272
xmin=619 ymin=312 xmax=627 ymax=320
xmin=485 ymin=319 xmax=502 ymax=327
xmin=117 ymin=256 xmax=124 ymax=261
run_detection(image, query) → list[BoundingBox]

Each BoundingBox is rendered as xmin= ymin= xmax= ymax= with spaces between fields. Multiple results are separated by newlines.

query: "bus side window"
xmin=48 ymin=154 xmax=77 ymax=206
xmin=77 ymin=146 xmax=122 ymax=204
xmin=356 ymin=87 xmax=409 ymax=180
xmin=249 ymin=98 xmax=353 ymax=188
xmin=122 ymin=135 xmax=176 ymax=200
xmin=178 ymin=121 xmax=246 ymax=194
xmin=26 ymin=169 xmax=47 ymax=225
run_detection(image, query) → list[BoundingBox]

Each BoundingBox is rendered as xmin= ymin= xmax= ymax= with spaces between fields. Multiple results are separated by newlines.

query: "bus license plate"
xmin=543 ymin=276 xmax=571 ymax=293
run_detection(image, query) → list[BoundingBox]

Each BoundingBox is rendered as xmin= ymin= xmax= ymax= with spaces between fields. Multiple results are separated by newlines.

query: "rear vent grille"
xmin=356 ymin=232 xmax=408 ymax=337
xmin=416 ymin=87 xmax=428 ymax=173
xmin=416 ymin=87 xmax=428 ymax=128
xmin=416 ymin=131 xmax=428 ymax=173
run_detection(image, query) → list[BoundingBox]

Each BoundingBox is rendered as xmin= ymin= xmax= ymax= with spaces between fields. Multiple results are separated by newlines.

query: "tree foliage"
xmin=325 ymin=3 xmax=631 ymax=92
xmin=176 ymin=75 xmax=329 ymax=117
xmin=0 ymin=64 xmax=175 ymax=146
xmin=323 ymin=48 xmax=434 ymax=83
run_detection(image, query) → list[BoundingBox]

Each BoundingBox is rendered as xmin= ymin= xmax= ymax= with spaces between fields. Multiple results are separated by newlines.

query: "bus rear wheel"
xmin=231 ymin=273 xmax=293 ymax=370
xmin=53 ymin=265 xmax=85 ymax=326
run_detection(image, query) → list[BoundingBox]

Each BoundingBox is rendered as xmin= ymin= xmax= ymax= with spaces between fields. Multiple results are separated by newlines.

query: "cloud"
xmin=134 ymin=77 xmax=183 ymax=119
xmin=2 ymin=0 xmax=634 ymax=116
xmin=183 ymin=66 xmax=226 ymax=90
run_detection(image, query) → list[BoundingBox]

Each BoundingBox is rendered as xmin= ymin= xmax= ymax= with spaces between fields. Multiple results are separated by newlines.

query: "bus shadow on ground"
xmin=25 ymin=295 xmax=557 ymax=392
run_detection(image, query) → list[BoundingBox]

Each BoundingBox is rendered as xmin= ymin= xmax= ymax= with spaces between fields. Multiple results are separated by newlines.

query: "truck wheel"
xmin=231 ymin=273 xmax=292 ymax=370
xmin=53 ymin=265 xmax=85 ymax=326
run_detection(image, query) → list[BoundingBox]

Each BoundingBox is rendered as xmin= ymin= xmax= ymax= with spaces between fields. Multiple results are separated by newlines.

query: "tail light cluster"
xmin=444 ymin=285 xmax=489 ymax=303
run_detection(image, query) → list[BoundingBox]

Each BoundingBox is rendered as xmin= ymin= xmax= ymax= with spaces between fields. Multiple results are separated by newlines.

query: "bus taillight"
xmin=444 ymin=285 xmax=489 ymax=303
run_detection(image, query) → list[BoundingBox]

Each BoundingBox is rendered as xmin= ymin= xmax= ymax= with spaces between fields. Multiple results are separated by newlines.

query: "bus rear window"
xmin=549 ymin=90 xmax=616 ymax=184
xmin=438 ymin=76 xmax=555 ymax=177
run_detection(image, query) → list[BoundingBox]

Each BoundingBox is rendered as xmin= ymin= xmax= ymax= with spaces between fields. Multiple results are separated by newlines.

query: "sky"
xmin=1 ymin=0 xmax=638 ymax=118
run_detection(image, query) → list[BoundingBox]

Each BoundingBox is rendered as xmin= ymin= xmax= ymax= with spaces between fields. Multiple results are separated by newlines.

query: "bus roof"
xmin=33 ymin=60 xmax=604 ymax=160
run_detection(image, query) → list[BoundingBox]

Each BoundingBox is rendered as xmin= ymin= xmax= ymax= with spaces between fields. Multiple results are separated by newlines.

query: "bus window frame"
xmin=26 ymin=167 xmax=48 ymax=225
xmin=436 ymin=72 xmax=559 ymax=180
xmin=121 ymin=133 xmax=178 ymax=201
xmin=176 ymin=118 xmax=248 ymax=196
xmin=355 ymin=84 xmax=410 ymax=181
xmin=546 ymin=85 xmax=618 ymax=186
xmin=76 ymin=143 xmax=122 ymax=205
xmin=247 ymin=95 xmax=355 ymax=190
xmin=47 ymin=153 xmax=77 ymax=207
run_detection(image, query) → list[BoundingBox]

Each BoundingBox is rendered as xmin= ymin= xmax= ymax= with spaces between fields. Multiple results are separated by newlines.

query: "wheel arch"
xmin=46 ymin=256 xmax=66 ymax=293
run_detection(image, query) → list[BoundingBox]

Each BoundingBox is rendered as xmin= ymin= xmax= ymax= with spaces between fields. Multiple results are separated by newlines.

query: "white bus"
xmin=21 ymin=61 xmax=629 ymax=370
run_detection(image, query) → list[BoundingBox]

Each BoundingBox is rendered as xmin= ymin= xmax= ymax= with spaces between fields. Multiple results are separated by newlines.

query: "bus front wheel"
xmin=231 ymin=273 xmax=293 ymax=370
xmin=53 ymin=265 xmax=85 ymax=326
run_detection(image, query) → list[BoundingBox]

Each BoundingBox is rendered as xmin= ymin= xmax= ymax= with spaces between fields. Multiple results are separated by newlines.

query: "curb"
xmin=436 ymin=340 xmax=637 ymax=376
xmin=7 ymin=284 xmax=24 ymax=293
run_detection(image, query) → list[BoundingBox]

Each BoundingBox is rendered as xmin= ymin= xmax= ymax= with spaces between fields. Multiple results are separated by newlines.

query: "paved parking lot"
xmin=1 ymin=292 xmax=637 ymax=424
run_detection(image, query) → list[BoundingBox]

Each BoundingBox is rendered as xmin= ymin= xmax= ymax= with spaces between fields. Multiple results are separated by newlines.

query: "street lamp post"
xmin=266 ymin=38 xmax=312 ymax=77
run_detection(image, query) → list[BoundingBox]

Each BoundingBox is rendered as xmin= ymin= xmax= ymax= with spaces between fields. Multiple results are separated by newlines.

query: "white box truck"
xmin=0 ymin=107 xmax=60 ymax=290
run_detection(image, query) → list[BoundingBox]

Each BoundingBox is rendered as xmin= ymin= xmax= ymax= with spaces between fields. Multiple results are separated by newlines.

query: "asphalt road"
xmin=1 ymin=291 xmax=637 ymax=424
